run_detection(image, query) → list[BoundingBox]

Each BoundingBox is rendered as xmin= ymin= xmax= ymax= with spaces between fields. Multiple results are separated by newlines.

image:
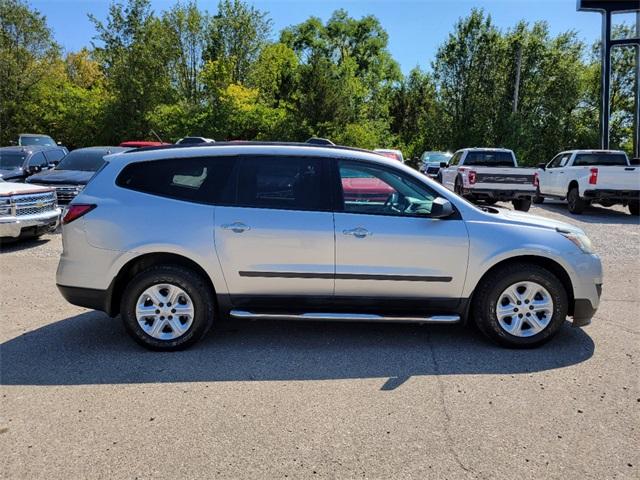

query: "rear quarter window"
xmin=116 ymin=156 xmax=236 ymax=204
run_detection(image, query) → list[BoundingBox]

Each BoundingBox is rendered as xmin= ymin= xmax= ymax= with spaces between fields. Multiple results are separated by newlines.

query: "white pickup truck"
xmin=534 ymin=150 xmax=640 ymax=215
xmin=439 ymin=148 xmax=536 ymax=211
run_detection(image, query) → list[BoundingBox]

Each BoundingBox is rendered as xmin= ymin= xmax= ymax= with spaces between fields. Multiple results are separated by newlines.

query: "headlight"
xmin=0 ymin=198 xmax=11 ymax=216
xmin=557 ymin=228 xmax=594 ymax=254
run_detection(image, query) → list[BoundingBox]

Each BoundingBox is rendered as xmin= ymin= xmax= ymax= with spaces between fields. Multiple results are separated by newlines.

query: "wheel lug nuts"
xmin=529 ymin=306 xmax=534 ymax=310
xmin=525 ymin=300 xmax=529 ymax=304
xmin=518 ymin=314 xmax=523 ymax=318
xmin=160 ymin=316 xmax=165 ymax=320
xmin=171 ymin=309 xmax=176 ymax=313
xmin=168 ymin=315 xmax=173 ymax=320
xmin=526 ymin=313 xmax=530 ymax=316
xmin=159 ymin=303 xmax=164 ymax=307
xmin=517 ymin=301 xmax=522 ymax=305
xmin=155 ymin=309 xmax=160 ymax=314
xmin=167 ymin=302 xmax=171 ymax=307
xmin=514 ymin=308 xmax=519 ymax=312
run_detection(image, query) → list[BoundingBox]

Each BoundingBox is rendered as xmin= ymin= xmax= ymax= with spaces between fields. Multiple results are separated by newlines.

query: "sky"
xmin=29 ymin=0 xmax=637 ymax=73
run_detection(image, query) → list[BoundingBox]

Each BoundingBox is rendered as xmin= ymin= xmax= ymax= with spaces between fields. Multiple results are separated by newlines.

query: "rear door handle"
xmin=221 ymin=222 xmax=250 ymax=233
xmin=343 ymin=227 xmax=371 ymax=238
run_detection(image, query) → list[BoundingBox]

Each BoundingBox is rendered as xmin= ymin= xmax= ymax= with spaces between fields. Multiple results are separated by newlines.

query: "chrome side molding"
xmin=229 ymin=310 xmax=460 ymax=324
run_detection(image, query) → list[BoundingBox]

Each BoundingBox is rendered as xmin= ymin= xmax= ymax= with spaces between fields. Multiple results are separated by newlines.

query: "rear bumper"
xmin=583 ymin=189 xmax=640 ymax=202
xmin=462 ymin=188 xmax=534 ymax=201
xmin=0 ymin=209 xmax=60 ymax=238
xmin=57 ymin=284 xmax=114 ymax=316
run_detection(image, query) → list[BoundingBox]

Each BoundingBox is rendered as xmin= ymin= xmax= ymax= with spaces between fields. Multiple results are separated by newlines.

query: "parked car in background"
xmin=419 ymin=151 xmax=452 ymax=178
xmin=176 ymin=137 xmax=215 ymax=145
xmin=27 ymin=146 xmax=128 ymax=204
xmin=374 ymin=149 xmax=404 ymax=163
xmin=119 ymin=141 xmax=170 ymax=148
xmin=0 ymin=178 xmax=60 ymax=240
xmin=440 ymin=148 xmax=537 ymax=211
xmin=534 ymin=150 xmax=640 ymax=215
xmin=56 ymin=142 xmax=602 ymax=351
xmin=17 ymin=133 xmax=59 ymax=147
xmin=0 ymin=146 xmax=68 ymax=182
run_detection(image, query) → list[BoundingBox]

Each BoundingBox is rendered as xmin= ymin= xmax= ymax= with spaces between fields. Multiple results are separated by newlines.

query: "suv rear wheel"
xmin=629 ymin=200 xmax=639 ymax=216
xmin=472 ymin=263 xmax=568 ymax=348
xmin=120 ymin=265 xmax=214 ymax=350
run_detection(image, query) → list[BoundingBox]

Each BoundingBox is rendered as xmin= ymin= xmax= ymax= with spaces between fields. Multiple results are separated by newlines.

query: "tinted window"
xmin=56 ymin=149 xmax=109 ymax=171
xmin=237 ymin=156 xmax=326 ymax=211
xmin=0 ymin=151 xmax=26 ymax=169
xmin=548 ymin=154 xmax=564 ymax=168
xmin=573 ymin=153 xmax=628 ymax=166
xmin=28 ymin=152 xmax=47 ymax=167
xmin=339 ymin=161 xmax=438 ymax=217
xmin=117 ymin=157 xmax=236 ymax=204
xmin=44 ymin=149 xmax=66 ymax=164
xmin=449 ymin=152 xmax=462 ymax=166
xmin=463 ymin=151 xmax=515 ymax=167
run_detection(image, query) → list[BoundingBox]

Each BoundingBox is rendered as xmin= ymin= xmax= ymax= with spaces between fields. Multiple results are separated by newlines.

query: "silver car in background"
xmin=56 ymin=143 xmax=602 ymax=350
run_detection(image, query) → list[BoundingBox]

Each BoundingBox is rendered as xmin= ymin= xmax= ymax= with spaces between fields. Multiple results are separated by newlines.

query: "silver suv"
xmin=56 ymin=143 xmax=603 ymax=350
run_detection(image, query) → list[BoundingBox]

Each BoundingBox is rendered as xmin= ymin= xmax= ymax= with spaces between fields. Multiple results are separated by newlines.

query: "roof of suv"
xmin=106 ymin=141 xmax=403 ymax=169
xmin=0 ymin=145 xmax=63 ymax=155
xmin=457 ymin=147 xmax=514 ymax=152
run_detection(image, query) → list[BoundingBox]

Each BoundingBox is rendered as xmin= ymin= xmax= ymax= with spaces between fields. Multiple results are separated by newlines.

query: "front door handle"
xmin=343 ymin=227 xmax=371 ymax=238
xmin=221 ymin=222 xmax=250 ymax=233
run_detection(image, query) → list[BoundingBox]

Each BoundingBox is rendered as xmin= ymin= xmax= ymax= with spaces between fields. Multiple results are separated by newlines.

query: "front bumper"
xmin=0 ymin=208 xmax=61 ymax=238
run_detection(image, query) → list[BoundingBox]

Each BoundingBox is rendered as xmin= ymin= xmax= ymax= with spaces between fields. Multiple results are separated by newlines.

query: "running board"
xmin=229 ymin=310 xmax=460 ymax=324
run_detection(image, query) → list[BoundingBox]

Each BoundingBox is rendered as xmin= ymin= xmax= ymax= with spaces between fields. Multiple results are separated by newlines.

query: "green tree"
xmin=204 ymin=0 xmax=272 ymax=84
xmin=0 ymin=0 xmax=59 ymax=144
xmin=90 ymin=0 xmax=175 ymax=142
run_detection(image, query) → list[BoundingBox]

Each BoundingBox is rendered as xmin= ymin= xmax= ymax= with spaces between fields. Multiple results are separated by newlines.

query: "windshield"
xmin=422 ymin=153 xmax=451 ymax=164
xmin=464 ymin=151 xmax=515 ymax=167
xmin=0 ymin=152 xmax=26 ymax=169
xmin=56 ymin=150 xmax=107 ymax=171
xmin=20 ymin=135 xmax=55 ymax=146
xmin=573 ymin=153 xmax=628 ymax=166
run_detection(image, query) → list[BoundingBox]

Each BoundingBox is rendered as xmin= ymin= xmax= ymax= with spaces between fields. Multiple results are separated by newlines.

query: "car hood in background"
xmin=0 ymin=180 xmax=53 ymax=195
xmin=26 ymin=169 xmax=95 ymax=185
xmin=0 ymin=168 xmax=24 ymax=181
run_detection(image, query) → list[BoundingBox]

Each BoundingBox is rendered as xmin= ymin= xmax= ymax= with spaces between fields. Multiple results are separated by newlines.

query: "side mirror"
xmin=439 ymin=162 xmax=448 ymax=168
xmin=27 ymin=166 xmax=41 ymax=175
xmin=431 ymin=197 xmax=454 ymax=219
xmin=537 ymin=162 xmax=546 ymax=170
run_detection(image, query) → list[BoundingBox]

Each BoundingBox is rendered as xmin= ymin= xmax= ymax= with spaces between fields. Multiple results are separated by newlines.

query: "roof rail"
xmin=305 ymin=137 xmax=335 ymax=146
xmin=122 ymin=140 xmax=372 ymax=155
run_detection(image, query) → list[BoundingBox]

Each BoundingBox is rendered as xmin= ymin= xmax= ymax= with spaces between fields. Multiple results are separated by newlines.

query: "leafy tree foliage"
xmin=1 ymin=2 xmax=636 ymax=161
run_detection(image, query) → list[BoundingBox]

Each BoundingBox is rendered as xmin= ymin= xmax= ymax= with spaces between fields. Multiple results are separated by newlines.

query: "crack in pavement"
xmin=426 ymin=330 xmax=485 ymax=479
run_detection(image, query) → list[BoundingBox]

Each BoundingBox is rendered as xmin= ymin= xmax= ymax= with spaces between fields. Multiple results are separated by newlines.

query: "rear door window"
xmin=116 ymin=156 xmax=236 ymax=204
xmin=236 ymin=155 xmax=329 ymax=211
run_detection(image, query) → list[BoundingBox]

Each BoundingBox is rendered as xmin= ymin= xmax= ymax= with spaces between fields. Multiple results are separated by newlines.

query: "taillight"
xmin=589 ymin=168 xmax=598 ymax=185
xmin=62 ymin=204 xmax=96 ymax=225
xmin=533 ymin=172 xmax=539 ymax=187
xmin=468 ymin=170 xmax=477 ymax=185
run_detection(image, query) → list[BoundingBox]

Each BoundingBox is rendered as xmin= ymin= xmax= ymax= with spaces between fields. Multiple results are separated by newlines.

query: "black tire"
xmin=532 ymin=188 xmax=544 ymax=204
xmin=472 ymin=263 xmax=569 ymax=348
xmin=454 ymin=177 xmax=463 ymax=195
xmin=629 ymin=200 xmax=639 ymax=216
xmin=120 ymin=265 xmax=215 ymax=351
xmin=567 ymin=187 xmax=586 ymax=214
xmin=512 ymin=197 xmax=532 ymax=212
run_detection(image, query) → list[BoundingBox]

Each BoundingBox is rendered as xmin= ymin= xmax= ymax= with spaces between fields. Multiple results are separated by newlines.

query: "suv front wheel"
xmin=120 ymin=265 xmax=214 ymax=350
xmin=472 ymin=263 xmax=568 ymax=348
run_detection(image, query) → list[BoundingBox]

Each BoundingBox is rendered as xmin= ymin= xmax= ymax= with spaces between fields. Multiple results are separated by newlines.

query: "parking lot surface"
xmin=1 ymin=201 xmax=639 ymax=479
